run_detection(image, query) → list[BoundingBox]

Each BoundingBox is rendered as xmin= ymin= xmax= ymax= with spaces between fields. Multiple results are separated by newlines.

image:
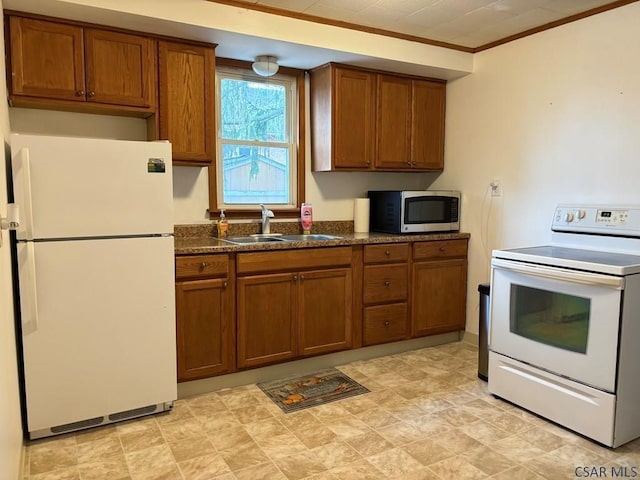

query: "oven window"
xmin=510 ymin=284 xmax=590 ymax=354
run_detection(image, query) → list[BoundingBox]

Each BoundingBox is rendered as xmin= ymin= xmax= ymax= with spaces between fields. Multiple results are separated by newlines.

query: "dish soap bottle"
xmin=301 ymin=202 xmax=313 ymax=234
xmin=217 ymin=210 xmax=228 ymax=238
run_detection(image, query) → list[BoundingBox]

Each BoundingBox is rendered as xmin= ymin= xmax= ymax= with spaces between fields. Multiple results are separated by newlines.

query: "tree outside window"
xmin=216 ymin=68 xmax=297 ymax=209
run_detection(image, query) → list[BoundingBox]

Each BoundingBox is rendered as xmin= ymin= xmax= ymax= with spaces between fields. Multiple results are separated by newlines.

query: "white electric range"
xmin=489 ymin=204 xmax=640 ymax=447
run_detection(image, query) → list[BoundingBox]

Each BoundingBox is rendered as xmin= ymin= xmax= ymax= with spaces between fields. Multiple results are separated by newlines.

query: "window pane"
xmin=220 ymin=79 xmax=287 ymax=142
xmin=510 ymin=284 xmax=590 ymax=354
xmin=221 ymin=144 xmax=290 ymax=204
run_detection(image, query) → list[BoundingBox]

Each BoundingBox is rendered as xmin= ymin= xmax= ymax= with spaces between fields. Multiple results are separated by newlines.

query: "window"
xmin=213 ymin=61 xmax=304 ymax=215
xmin=510 ymin=284 xmax=590 ymax=354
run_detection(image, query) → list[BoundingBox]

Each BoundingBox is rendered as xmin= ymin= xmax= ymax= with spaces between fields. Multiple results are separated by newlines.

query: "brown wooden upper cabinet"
xmin=157 ymin=41 xmax=216 ymax=165
xmin=311 ymin=64 xmax=376 ymax=171
xmin=310 ymin=63 xmax=446 ymax=172
xmin=8 ymin=16 xmax=156 ymax=113
xmin=375 ymin=74 xmax=412 ymax=170
xmin=411 ymin=79 xmax=446 ymax=170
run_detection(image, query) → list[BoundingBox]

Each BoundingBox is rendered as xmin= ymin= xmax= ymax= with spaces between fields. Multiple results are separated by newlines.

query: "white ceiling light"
xmin=252 ymin=55 xmax=279 ymax=77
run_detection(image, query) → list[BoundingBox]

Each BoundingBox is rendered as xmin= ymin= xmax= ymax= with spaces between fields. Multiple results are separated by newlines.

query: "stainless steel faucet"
xmin=260 ymin=204 xmax=274 ymax=234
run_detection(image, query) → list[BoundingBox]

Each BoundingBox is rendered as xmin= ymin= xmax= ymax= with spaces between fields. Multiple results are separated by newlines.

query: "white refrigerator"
xmin=10 ymin=133 xmax=177 ymax=439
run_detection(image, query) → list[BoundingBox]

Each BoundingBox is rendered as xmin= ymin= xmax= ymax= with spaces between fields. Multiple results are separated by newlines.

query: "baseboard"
xmin=178 ymin=332 xmax=460 ymax=399
xmin=19 ymin=440 xmax=27 ymax=479
xmin=461 ymin=331 xmax=479 ymax=346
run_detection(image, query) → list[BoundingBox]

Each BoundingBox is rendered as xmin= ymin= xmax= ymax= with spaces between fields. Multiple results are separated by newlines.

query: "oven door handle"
xmin=492 ymin=258 xmax=625 ymax=289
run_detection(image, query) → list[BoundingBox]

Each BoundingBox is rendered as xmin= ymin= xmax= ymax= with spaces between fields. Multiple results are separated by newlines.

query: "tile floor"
xmin=23 ymin=341 xmax=640 ymax=480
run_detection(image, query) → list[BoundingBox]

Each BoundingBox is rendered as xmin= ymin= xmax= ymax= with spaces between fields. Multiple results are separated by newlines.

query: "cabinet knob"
xmin=385 ymin=250 xmax=390 ymax=256
xmin=411 ymin=161 xmax=416 ymax=166
xmin=406 ymin=161 xmax=411 ymax=165
xmin=222 ymin=281 xmax=228 ymax=288
xmin=199 ymin=262 xmax=207 ymax=270
xmin=384 ymin=280 xmax=390 ymax=287
xmin=293 ymin=275 xmax=298 ymax=282
xmin=76 ymin=90 xmax=85 ymax=96
xmin=88 ymin=91 xmax=95 ymax=97
xmin=366 ymin=160 xmax=370 ymax=166
xmin=439 ymin=247 xmax=445 ymax=252
xmin=300 ymin=275 xmax=305 ymax=281
xmin=384 ymin=320 xmax=390 ymax=327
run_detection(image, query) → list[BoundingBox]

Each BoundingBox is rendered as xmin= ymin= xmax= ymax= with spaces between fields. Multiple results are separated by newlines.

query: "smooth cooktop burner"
xmin=493 ymin=245 xmax=640 ymax=276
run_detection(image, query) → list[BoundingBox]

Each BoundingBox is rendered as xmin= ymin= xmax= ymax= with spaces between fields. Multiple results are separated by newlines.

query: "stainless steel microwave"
xmin=367 ymin=190 xmax=461 ymax=234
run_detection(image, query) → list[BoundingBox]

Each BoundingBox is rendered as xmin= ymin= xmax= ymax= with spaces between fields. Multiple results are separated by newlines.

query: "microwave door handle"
xmin=491 ymin=258 xmax=625 ymax=290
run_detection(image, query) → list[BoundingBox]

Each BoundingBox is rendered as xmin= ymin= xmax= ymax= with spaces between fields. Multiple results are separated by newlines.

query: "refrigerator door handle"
xmin=20 ymin=241 xmax=39 ymax=334
xmin=17 ymin=147 xmax=35 ymax=240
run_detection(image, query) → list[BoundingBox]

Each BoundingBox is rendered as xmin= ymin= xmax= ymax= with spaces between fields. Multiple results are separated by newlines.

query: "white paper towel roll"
xmin=353 ymin=198 xmax=370 ymax=233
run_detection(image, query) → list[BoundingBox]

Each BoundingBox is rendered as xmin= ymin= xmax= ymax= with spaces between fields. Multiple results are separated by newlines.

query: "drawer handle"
xmin=384 ymin=321 xmax=390 ymax=327
xmin=199 ymin=262 xmax=207 ymax=271
xmin=76 ymin=90 xmax=85 ymax=96
xmin=384 ymin=280 xmax=390 ymax=287
xmin=385 ymin=250 xmax=390 ymax=256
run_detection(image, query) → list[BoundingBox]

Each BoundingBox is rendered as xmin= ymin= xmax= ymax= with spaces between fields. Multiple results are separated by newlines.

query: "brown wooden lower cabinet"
xmin=411 ymin=240 xmax=468 ymax=337
xmin=175 ymin=254 xmax=235 ymax=382
xmin=236 ymin=272 xmax=297 ymax=369
xmin=236 ymin=267 xmax=353 ymax=368
xmin=175 ymin=239 xmax=468 ymax=381
xmin=299 ymin=268 xmax=352 ymax=357
xmin=175 ymin=279 xmax=233 ymax=380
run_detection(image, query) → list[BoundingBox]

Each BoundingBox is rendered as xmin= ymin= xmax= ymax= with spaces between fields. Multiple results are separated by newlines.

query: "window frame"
xmin=209 ymin=58 xmax=305 ymax=219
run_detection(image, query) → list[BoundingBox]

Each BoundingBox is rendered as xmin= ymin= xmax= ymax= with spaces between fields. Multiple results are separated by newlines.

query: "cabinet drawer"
xmin=363 ymin=303 xmax=408 ymax=346
xmin=413 ymin=239 xmax=468 ymax=261
xmin=237 ymin=247 xmax=352 ymax=274
xmin=364 ymin=243 xmax=409 ymax=264
xmin=363 ymin=264 xmax=408 ymax=305
xmin=175 ymin=254 xmax=229 ymax=279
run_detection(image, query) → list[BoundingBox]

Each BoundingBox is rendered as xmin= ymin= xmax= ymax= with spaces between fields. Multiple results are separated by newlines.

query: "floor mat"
xmin=257 ymin=368 xmax=370 ymax=414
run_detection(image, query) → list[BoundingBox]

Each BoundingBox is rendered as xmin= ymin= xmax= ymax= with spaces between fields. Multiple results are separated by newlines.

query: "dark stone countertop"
xmin=174 ymin=231 xmax=470 ymax=255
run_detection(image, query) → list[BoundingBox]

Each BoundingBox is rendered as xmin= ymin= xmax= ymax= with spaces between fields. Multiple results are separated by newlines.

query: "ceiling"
xmin=215 ymin=0 xmax=636 ymax=51
xmin=4 ymin=0 xmax=637 ymax=81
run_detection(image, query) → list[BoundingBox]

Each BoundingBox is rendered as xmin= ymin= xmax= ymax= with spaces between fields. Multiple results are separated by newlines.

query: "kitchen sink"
xmin=220 ymin=234 xmax=343 ymax=245
xmin=279 ymin=234 xmax=343 ymax=241
xmin=222 ymin=235 xmax=286 ymax=244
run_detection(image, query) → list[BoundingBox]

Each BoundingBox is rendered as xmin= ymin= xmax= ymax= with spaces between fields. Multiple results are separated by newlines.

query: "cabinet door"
xmin=333 ymin=67 xmax=375 ymax=169
xmin=9 ymin=17 xmax=85 ymax=101
xmin=375 ymin=74 xmax=412 ymax=170
xmin=411 ymin=80 xmax=445 ymax=171
xmin=237 ymin=273 xmax=297 ymax=368
xmin=411 ymin=259 xmax=467 ymax=337
xmin=175 ymin=278 xmax=234 ymax=381
xmin=85 ymin=29 xmax=156 ymax=108
xmin=299 ymin=268 xmax=353 ymax=357
xmin=158 ymin=41 xmax=215 ymax=164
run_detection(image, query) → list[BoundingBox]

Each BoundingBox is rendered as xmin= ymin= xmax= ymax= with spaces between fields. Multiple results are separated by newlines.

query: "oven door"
xmin=490 ymin=258 xmax=623 ymax=392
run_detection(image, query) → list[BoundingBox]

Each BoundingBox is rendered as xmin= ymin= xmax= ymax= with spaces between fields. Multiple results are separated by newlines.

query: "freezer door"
xmin=11 ymin=133 xmax=173 ymax=240
xmin=17 ymin=236 xmax=176 ymax=433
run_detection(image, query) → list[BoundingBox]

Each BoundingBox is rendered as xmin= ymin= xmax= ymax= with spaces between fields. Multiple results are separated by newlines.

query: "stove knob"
xmin=575 ymin=209 xmax=586 ymax=219
xmin=565 ymin=212 xmax=575 ymax=222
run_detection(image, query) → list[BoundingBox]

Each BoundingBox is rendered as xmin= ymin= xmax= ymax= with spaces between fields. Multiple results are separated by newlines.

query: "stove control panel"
xmin=552 ymin=204 xmax=640 ymax=237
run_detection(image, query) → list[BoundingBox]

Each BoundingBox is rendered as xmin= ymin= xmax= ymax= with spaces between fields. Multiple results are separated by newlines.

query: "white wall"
xmin=9 ymin=104 xmax=440 ymax=224
xmin=432 ymin=2 xmax=640 ymax=334
xmin=0 ymin=0 xmax=26 ymax=476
